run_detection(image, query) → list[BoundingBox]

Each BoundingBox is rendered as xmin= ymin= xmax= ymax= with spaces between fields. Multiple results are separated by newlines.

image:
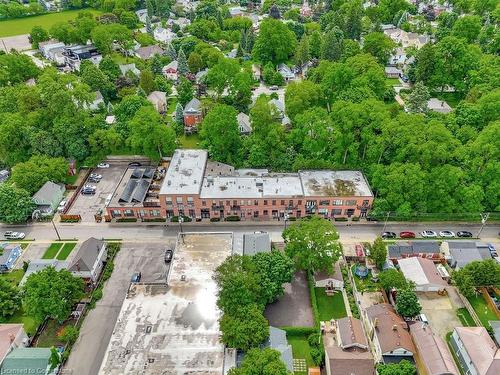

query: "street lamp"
xmin=284 ymin=212 xmax=290 ymax=230
xmin=179 ymin=216 xmax=185 ymax=243
xmin=382 ymin=211 xmax=391 ymax=233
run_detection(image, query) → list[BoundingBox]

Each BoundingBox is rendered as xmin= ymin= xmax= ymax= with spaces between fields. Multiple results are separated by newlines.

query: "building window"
xmin=166 ymin=210 xmax=174 ymax=218
xmin=233 ymin=200 xmax=237 ymax=206
xmin=254 ymin=211 xmax=259 ymax=218
xmin=289 ymin=200 xmax=293 ymax=207
xmin=333 ymin=199 xmax=343 ymax=206
xmin=176 ymin=197 xmax=183 ymax=204
xmin=218 ymin=201 xmax=223 ymax=207
xmin=202 ymin=201 xmax=206 ymax=206
xmin=272 ymin=210 xmax=278 ymax=217
xmin=226 ymin=200 xmax=230 ymax=206
xmin=187 ymin=196 xmax=193 ymax=204
xmin=345 ymin=200 xmax=356 ymax=206
xmin=254 ymin=200 xmax=258 ymax=206
xmin=247 ymin=200 xmax=252 ymax=206
xmin=124 ymin=209 xmax=134 ymax=217
xmin=272 ymin=200 xmax=276 ymax=205
xmin=112 ymin=210 xmax=122 ymax=218
xmin=178 ymin=209 xmax=184 ymax=216
xmin=264 ymin=200 xmax=268 ymax=206
xmin=151 ymin=210 xmax=160 ymax=217
xmin=296 ymin=210 xmax=301 ymax=217
xmin=189 ymin=209 xmax=195 ymax=217
xmin=298 ymin=200 xmax=302 ymax=205
xmin=319 ymin=200 xmax=330 ymax=206
xmin=212 ymin=200 xmax=216 ymax=205
xmin=362 ymin=200 xmax=369 ymax=206
xmin=166 ymin=198 xmax=172 ymax=205
xmin=263 ymin=210 xmax=268 ymax=216
xmin=281 ymin=200 xmax=285 ymax=206
xmin=240 ymin=200 xmax=244 ymax=206
xmin=139 ymin=210 xmax=145 ymax=217
xmin=332 ymin=209 xmax=342 ymax=216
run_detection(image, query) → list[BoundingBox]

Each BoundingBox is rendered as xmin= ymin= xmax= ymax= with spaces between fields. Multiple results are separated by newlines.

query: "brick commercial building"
xmin=106 ymin=149 xmax=374 ymax=221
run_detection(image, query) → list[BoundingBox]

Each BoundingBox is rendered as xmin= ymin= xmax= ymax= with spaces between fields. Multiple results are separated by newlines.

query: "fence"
xmin=457 ymin=293 xmax=483 ymax=326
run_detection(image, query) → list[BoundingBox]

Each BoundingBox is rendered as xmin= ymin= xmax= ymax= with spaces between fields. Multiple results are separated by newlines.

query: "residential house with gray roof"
xmin=68 ymin=238 xmax=107 ymax=286
xmin=32 ymin=181 xmax=65 ymax=215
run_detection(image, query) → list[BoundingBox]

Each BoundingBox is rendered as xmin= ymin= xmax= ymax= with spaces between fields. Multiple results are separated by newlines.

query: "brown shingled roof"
xmin=337 ymin=317 xmax=368 ymax=350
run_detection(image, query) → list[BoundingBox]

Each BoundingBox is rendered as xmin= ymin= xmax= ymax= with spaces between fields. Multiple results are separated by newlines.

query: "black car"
xmin=381 ymin=232 xmax=397 ymax=239
xmin=457 ymin=231 xmax=473 ymax=238
xmin=81 ymin=187 xmax=96 ymax=195
xmin=164 ymin=249 xmax=173 ymax=263
xmin=131 ymin=272 xmax=141 ymax=283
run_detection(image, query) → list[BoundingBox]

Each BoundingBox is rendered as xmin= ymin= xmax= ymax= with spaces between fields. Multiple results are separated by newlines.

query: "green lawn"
xmin=56 ymin=242 xmax=76 ymax=260
xmin=456 ymin=308 xmax=475 ymax=327
xmin=351 ymin=265 xmax=381 ymax=292
xmin=468 ymin=294 xmax=497 ymax=328
xmin=0 ymin=308 xmax=40 ymax=335
xmin=385 ymin=77 xmax=400 ymax=86
xmin=287 ymin=333 xmax=314 ymax=372
xmin=42 ymin=243 xmax=62 ymax=259
xmin=315 ymin=288 xmax=347 ymax=321
xmin=0 ymin=269 xmax=25 ymax=286
xmin=35 ymin=319 xmax=69 ymax=348
xmin=0 ymin=9 xmax=103 ymax=37
xmin=178 ymin=134 xmax=201 ymax=149
xmin=166 ymin=97 xmax=177 ymax=116
xmin=431 ymin=91 xmax=463 ymax=108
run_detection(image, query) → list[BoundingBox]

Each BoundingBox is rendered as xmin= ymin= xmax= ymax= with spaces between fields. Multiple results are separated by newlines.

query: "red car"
xmin=400 ymin=231 xmax=416 ymax=239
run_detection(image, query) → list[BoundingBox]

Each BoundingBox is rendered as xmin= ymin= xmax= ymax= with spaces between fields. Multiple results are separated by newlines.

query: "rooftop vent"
xmin=181 ymin=275 xmax=186 ymax=281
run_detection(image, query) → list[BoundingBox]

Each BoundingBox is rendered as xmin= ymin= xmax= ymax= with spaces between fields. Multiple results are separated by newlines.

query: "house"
xmin=68 ymin=238 xmax=107 ymax=286
xmin=397 ymin=257 xmax=446 ymax=292
xmin=449 ymin=327 xmax=500 ymax=375
xmin=105 ymin=115 xmax=116 ymax=125
xmin=0 ymin=169 xmax=9 ymax=183
xmin=195 ymin=68 xmax=208 ymax=84
xmin=226 ymin=48 xmax=238 ymax=59
xmin=20 ymin=259 xmax=68 ymax=286
xmin=388 ymin=241 xmax=441 ymax=260
xmin=252 ymin=64 xmax=261 ymax=80
xmin=446 ymin=241 xmax=493 ymax=269
xmin=162 ymin=60 xmax=178 ymax=81
xmin=269 ymin=99 xmax=291 ymax=127
xmin=427 ymin=98 xmax=452 ymax=114
xmin=119 ymin=63 xmax=141 ymax=77
xmin=169 ymin=17 xmax=191 ymax=30
xmin=0 ymin=348 xmax=57 ymax=375
xmin=383 ymin=28 xmax=430 ymax=49
xmin=38 ymin=39 xmax=65 ymax=65
xmin=323 ymin=318 xmax=375 ymax=375
xmin=409 ymin=322 xmax=459 ymax=375
xmin=135 ymin=9 xmax=148 ymax=23
xmin=266 ymin=327 xmax=293 ymax=372
xmin=228 ymin=6 xmax=244 ymax=17
xmin=0 ymin=324 xmax=28 ymax=365
xmin=385 ymin=66 xmax=402 ymax=79
xmin=153 ymin=26 xmax=176 ymax=44
xmin=242 ymin=232 xmax=271 ymax=256
xmin=135 ymin=45 xmax=164 ymax=60
xmin=183 ymin=98 xmax=203 ymax=133
xmin=237 ymin=112 xmax=252 ymax=135
xmin=490 ymin=321 xmax=500 ymax=347
xmin=32 ymin=181 xmax=65 ymax=216
xmin=62 ymin=44 xmax=101 ymax=71
xmin=0 ymin=243 xmax=21 ymax=273
xmin=147 ymin=91 xmax=167 ymax=113
xmin=277 ymin=63 xmax=295 ymax=82
xmin=314 ymin=262 xmax=344 ymax=292
xmin=88 ymin=91 xmax=104 ymax=111
xmin=364 ymin=303 xmax=415 ymax=363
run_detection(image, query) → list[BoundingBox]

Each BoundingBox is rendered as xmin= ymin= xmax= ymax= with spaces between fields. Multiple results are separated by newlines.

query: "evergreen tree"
xmin=107 ymin=102 xmax=114 ymax=114
xmin=175 ymin=102 xmax=184 ymax=124
xmin=407 ymin=81 xmax=430 ymax=113
xmin=177 ymin=48 xmax=189 ymax=75
xmin=146 ymin=0 xmax=154 ymax=18
xmin=146 ymin=16 xmax=152 ymax=34
xmin=166 ymin=43 xmax=177 ymax=60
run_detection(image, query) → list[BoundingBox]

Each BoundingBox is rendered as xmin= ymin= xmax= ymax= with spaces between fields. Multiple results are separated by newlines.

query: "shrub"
xmin=210 ymin=217 xmax=220 ymax=222
xmin=310 ymin=347 xmax=325 ymax=366
xmin=308 ymin=333 xmax=321 ymax=348
xmin=352 ymin=216 xmax=360 ymax=221
xmin=60 ymin=218 xmax=80 ymax=223
xmin=171 ymin=215 xmax=192 ymax=222
xmin=142 ymin=217 xmax=166 ymax=222
xmin=224 ymin=215 xmax=240 ymax=221
xmin=334 ymin=217 xmax=348 ymax=221
xmin=58 ymin=326 xmax=79 ymax=345
xmin=116 ymin=217 xmax=137 ymax=222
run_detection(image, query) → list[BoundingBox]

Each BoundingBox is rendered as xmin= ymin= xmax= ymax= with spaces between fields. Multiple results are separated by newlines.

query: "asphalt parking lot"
xmin=66 ymin=164 xmax=127 ymax=222
xmin=65 ymin=240 xmax=174 ymax=375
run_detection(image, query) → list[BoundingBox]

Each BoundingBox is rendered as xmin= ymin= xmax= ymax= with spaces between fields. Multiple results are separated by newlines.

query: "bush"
xmin=116 ymin=217 xmax=137 ymax=222
xmin=171 ymin=215 xmax=192 ymax=222
xmin=334 ymin=217 xmax=348 ymax=221
xmin=58 ymin=326 xmax=79 ymax=345
xmin=142 ymin=217 xmax=166 ymax=222
xmin=308 ymin=333 xmax=321 ymax=348
xmin=92 ymin=286 xmax=103 ymax=302
xmin=60 ymin=218 xmax=80 ymax=223
xmin=352 ymin=216 xmax=360 ymax=221
xmin=310 ymin=347 xmax=325 ymax=366
xmin=210 ymin=217 xmax=220 ymax=222
xmin=224 ymin=215 xmax=240 ymax=221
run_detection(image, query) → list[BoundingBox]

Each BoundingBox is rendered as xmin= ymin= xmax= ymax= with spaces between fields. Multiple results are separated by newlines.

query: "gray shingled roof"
xmin=68 ymin=238 xmax=105 ymax=272
xmin=32 ymin=181 xmax=64 ymax=205
xmin=242 ymin=233 xmax=271 ymax=256
xmin=267 ymin=326 xmax=293 ymax=372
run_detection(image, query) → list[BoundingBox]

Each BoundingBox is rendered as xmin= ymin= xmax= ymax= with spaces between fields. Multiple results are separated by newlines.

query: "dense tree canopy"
xmin=252 ymin=18 xmax=297 ymax=65
xmin=0 ymin=184 xmax=36 ymax=224
xmin=228 ymin=348 xmax=291 ymax=375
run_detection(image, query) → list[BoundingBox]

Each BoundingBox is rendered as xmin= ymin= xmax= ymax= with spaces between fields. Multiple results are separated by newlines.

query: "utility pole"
xmin=179 ymin=216 xmax=185 ymax=244
xmin=51 ymin=218 xmax=61 ymax=241
xmin=284 ymin=212 xmax=290 ymax=230
xmin=477 ymin=212 xmax=489 ymax=238
xmin=382 ymin=211 xmax=390 ymax=232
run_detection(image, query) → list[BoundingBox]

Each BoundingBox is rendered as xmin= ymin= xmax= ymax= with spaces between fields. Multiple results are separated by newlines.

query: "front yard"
xmin=0 ymin=269 xmax=25 ymax=286
xmin=42 ymin=242 xmax=76 ymax=260
xmin=468 ymin=294 xmax=497 ymax=328
xmin=314 ymin=288 xmax=347 ymax=321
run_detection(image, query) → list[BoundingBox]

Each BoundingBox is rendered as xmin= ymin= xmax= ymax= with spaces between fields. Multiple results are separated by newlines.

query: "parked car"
xmin=81 ymin=188 xmax=96 ymax=195
xmin=457 ymin=231 xmax=473 ymax=238
xmin=90 ymin=173 xmax=102 ymax=179
xmin=439 ymin=230 xmax=455 ymax=238
xmin=164 ymin=249 xmax=173 ymax=263
xmin=131 ymin=272 xmax=141 ymax=283
xmin=381 ymin=232 xmax=397 ymax=239
xmin=84 ymin=184 xmax=96 ymax=190
xmin=420 ymin=230 xmax=438 ymax=238
xmin=4 ymin=231 xmax=25 ymax=240
xmin=399 ymin=231 xmax=416 ymax=239
xmin=57 ymin=200 xmax=67 ymax=213
xmin=97 ymin=163 xmax=109 ymax=168
xmin=128 ymin=162 xmax=141 ymax=166
xmin=88 ymin=177 xmax=100 ymax=183
xmin=269 ymin=85 xmax=279 ymax=91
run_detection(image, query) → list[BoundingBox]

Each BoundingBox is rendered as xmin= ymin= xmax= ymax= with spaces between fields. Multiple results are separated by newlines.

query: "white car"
xmin=90 ymin=173 xmax=102 ymax=179
xmin=57 ymin=200 xmax=67 ymax=212
xmin=84 ymin=184 xmax=96 ymax=190
xmin=420 ymin=230 xmax=438 ymax=238
xmin=97 ymin=163 xmax=109 ymax=168
xmin=439 ymin=230 xmax=455 ymax=238
xmin=4 ymin=231 xmax=25 ymax=240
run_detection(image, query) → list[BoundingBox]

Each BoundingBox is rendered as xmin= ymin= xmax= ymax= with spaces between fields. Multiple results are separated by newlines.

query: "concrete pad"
xmin=418 ymin=293 xmax=461 ymax=338
xmin=0 ymin=34 xmax=31 ymax=52
xmin=13 ymin=243 xmax=49 ymax=269
xmin=358 ymin=291 xmax=385 ymax=311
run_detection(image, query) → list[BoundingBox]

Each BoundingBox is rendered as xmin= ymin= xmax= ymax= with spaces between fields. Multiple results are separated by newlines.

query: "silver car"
xmin=439 ymin=230 xmax=455 ymax=238
xmin=420 ymin=230 xmax=438 ymax=238
xmin=4 ymin=231 xmax=25 ymax=240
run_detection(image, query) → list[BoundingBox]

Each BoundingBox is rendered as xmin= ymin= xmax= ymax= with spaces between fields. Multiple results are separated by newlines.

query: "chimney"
xmin=8 ymin=333 xmax=15 ymax=343
xmin=392 ymin=325 xmax=398 ymax=331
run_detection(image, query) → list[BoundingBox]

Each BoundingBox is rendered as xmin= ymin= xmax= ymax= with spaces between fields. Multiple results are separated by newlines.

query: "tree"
xmin=91 ymin=24 xmax=132 ymax=55
xmin=0 ymin=52 xmax=39 ymax=86
xmin=99 ymin=56 xmax=121 ymax=81
xmin=140 ymin=70 xmax=155 ymax=94
xmin=177 ymin=47 xmax=189 ymax=75
xmin=285 ymin=80 xmax=322 ymax=122
xmin=220 ymin=304 xmax=269 ymax=351
xmin=228 ymin=348 xmax=291 ymax=375
xmin=127 ymin=107 xmax=176 ymax=160
xmin=294 ymin=35 xmax=310 ymax=69
xmin=283 ymin=217 xmax=342 ymax=272
xmin=452 ymin=259 xmax=500 ymax=297
xmin=309 ymin=30 xmax=322 ymax=59
xmin=188 ymin=52 xmax=203 ymax=73
xmin=395 ymin=288 xmax=422 ymax=318
xmin=58 ymin=325 xmax=79 ymax=345
xmin=379 ymin=269 xmax=408 ymax=291
xmin=451 ymin=15 xmax=482 ymax=44
xmin=363 ymin=32 xmax=396 ymax=65
xmin=377 ymin=360 xmax=416 ymax=375
xmin=378 ymin=0 xmax=412 ymax=24
xmin=177 ymin=77 xmax=193 ymax=106
xmin=166 ymin=43 xmax=177 ymax=60
xmin=0 ymin=279 xmax=20 ymax=318
xmin=175 ymin=102 xmax=184 ymax=124
xmin=200 ymin=104 xmax=242 ymax=165
xmin=30 ymin=26 xmax=49 ymax=49
xmin=321 ymin=27 xmax=344 ymax=61
xmin=0 ymin=184 xmax=36 ymax=224
xmin=406 ymin=81 xmax=430 ymax=113
xmin=252 ymin=251 xmax=294 ymax=305
xmin=11 ymin=155 xmax=67 ymax=195
xmin=80 ymin=61 xmax=116 ymax=101
xmin=369 ymin=237 xmax=388 ymax=269
xmin=252 ymin=18 xmax=296 ymax=65
xmin=23 ymin=267 xmax=84 ymax=322
xmin=48 ymin=347 xmax=60 ymax=372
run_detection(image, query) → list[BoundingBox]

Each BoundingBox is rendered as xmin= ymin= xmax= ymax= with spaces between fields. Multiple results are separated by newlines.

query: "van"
xmin=105 ymin=194 xmax=112 ymax=206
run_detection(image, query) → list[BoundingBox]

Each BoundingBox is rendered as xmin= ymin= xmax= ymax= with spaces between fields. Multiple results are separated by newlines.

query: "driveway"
xmin=419 ymin=292 xmax=462 ymax=338
xmin=14 ymin=243 xmax=49 ymax=269
xmin=264 ymin=270 xmax=314 ymax=327
xmin=64 ymin=240 xmax=174 ymax=375
xmin=251 ymin=82 xmax=285 ymax=104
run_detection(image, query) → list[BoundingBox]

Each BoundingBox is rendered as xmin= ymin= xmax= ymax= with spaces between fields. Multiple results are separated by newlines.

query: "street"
xmin=1 ymin=221 xmax=498 ymax=243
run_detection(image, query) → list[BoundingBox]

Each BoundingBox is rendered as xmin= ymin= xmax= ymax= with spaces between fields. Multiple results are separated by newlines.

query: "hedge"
xmin=334 ymin=217 xmax=348 ymax=221
xmin=224 ymin=215 xmax=240 ymax=221
xmin=60 ymin=218 xmax=80 ymax=223
xmin=210 ymin=217 xmax=220 ymax=222
xmin=142 ymin=217 xmax=165 ymax=222
xmin=116 ymin=217 xmax=137 ymax=222
xmin=171 ymin=215 xmax=192 ymax=222
xmin=351 ymin=216 xmax=360 ymax=222
xmin=307 ymin=271 xmax=320 ymax=328
xmin=280 ymin=326 xmax=317 ymax=335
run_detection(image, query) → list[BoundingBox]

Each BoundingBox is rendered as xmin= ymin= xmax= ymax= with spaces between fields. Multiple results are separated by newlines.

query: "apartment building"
xmin=107 ymin=149 xmax=374 ymax=221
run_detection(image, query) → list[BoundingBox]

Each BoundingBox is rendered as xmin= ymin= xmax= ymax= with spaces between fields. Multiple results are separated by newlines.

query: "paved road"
xmin=2 ymin=221 xmax=498 ymax=243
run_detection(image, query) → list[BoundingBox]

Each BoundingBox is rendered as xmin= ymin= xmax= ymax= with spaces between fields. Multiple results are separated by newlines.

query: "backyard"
xmin=351 ymin=265 xmax=381 ymax=292
xmin=286 ymin=332 xmax=315 ymax=374
xmin=178 ymin=133 xmax=201 ymax=149
xmin=468 ymin=294 xmax=497 ymax=328
xmin=0 ymin=9 xmax=103 ymax=37
xmin=35 ymin=319 xmax=76 ymax=348
xmin=314 ymin=288 xmax=347 ymax=321
xmin=42 ymin=242 xmax=76 ymax=260
xmin=456 ymin=308 xmax=475 ymax=327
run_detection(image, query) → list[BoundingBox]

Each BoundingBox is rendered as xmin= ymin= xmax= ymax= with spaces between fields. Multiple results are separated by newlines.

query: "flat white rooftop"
xmin=200 ymin=175 xmax=303 ymax=199
xmin=299 ymin=171 xmax=373 ymax=197
xmin=99 ymin=233 xmax=233 ymax=375
xmin=160 ymin=149 xmax=208 ymax=195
